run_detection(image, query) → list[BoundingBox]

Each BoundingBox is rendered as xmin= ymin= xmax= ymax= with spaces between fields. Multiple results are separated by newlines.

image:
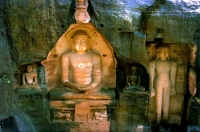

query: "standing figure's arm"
xmin=149 ymin=60 xmax=155 ymax=97
xmin=170 ymin=60 xmax=177 ymax=95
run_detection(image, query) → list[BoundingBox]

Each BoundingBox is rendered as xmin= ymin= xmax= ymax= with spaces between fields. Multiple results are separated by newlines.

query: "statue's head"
xmin=131 ymin=66 xmax=137 ymax=74
xmin=156 ymin=44 xmax=170 ymax=60
xmin=27 ymin=65 xmax=33 ymax=73
xmin=73 ymin=31 xmax=89 ymax=53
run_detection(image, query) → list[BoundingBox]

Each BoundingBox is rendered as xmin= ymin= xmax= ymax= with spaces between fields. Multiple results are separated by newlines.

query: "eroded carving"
xmin=93 ymin=109 xmax=108 ymax=121
xmin=52 ymin=109 xmax=72 ymax=122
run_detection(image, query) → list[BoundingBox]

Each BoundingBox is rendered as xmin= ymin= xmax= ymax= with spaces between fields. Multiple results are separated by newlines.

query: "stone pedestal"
xmin=75 ymin=101 xmax=90 ymax=122
xmin=116 ymin=90 xmax=150 ymax=131
xmin=50 ymin=99 xmax=115 ymax=131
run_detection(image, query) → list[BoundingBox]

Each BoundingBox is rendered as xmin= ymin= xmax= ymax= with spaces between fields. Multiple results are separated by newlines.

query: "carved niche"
xmin=42 ymin=23 xmax=116 ymax=132
xmin=42 ymin=23 xmax=116 ymax=99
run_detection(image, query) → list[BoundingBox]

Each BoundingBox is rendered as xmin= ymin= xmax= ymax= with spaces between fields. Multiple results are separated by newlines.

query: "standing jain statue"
xmin=149 ymin=44 xmax=177 ymax=123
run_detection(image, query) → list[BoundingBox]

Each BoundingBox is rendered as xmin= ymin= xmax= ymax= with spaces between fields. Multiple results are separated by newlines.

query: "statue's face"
xmin=131 ymin=66 xmax=137 ymax=74
xmin=27 ymin=65 xmax=33 ymax=72
xmin=158 ymin=48 xmax=169 ymax=60
xmin=74 ymin=35 xmax=88 ymax=53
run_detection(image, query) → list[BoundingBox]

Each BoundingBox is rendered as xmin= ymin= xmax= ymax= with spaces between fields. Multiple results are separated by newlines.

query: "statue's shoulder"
xmin=88 ymin=51 xmax=100 ymax=57
xmin=87 ymin=51 xmax=101 ymax=63
xmin=170 ymin=59 xmax=177 ymax=67
xmin=61 ymin=51 xmax=75 ymax=57
xmin=149 ymin=59 xmax=156 ymax=66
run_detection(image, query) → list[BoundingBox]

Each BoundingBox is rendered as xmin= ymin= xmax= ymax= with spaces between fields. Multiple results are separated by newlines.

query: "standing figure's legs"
xmin=154 ymin=79 xmax=163 ymax=124
xmin=162 ymin=80 xmax=171 ymax=122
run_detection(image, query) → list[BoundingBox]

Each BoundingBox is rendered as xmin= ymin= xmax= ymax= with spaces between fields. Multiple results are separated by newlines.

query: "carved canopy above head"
xmin=42 ymin=23 xmax=116 ymax=90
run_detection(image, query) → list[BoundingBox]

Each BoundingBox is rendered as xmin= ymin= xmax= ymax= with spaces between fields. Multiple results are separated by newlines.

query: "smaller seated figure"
xmin=53 ymin=111 xmax=72 ymax=122
xmin=123 ymin=66 xmax=145 ymax=93
xmin=93 ymin=110 xmax=108 ymax=121
xmin=20 ymin=64 xmax=40 ymax=89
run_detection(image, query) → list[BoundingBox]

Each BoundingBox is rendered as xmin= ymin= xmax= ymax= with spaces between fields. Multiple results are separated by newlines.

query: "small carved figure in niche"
xmin=53 ymin=110 xmax=72 ymax=121
xmin=61 ymin=30 xmax=101 ymax=93
xmin=149 ymin=44 xmax=177 ymax=123
xmin=21 ymin=64 xmax=40 ymax=89
xmin=123 ymin=66 xmax=145 ymax=92
xmin=93 ymin=110 xmax=108 ymax=121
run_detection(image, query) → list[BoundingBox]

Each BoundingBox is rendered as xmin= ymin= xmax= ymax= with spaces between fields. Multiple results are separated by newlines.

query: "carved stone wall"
xmin=117 ymin=91 xmax=150 ymax=131
xmin=1 ymin=0 xmax=200 ymax=131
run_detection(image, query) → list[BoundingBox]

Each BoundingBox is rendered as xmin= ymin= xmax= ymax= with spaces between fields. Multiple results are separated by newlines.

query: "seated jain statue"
xmin=47 ymin=29 xmax=115 ymax=100
xmin=61 ymin=31 xmax=101 ymax=93
xmin=20 ymin=64 xmax=40 ymax=89
xmin=149 ymin=44 xmax=177 ymax=124
xmin=123 ymin=66 xmax=145 ymax=92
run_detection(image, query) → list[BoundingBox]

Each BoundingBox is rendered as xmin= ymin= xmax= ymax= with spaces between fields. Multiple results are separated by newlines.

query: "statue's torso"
xmin=25 ymin=72 xmax=36 ymax=84
xmin=155 ymin=59 xmax=171 ymax=81
xmin=63 ymin=52 xmax=100 ymax=86
xmin=128 ymin=75 xmax=138 ymax=86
